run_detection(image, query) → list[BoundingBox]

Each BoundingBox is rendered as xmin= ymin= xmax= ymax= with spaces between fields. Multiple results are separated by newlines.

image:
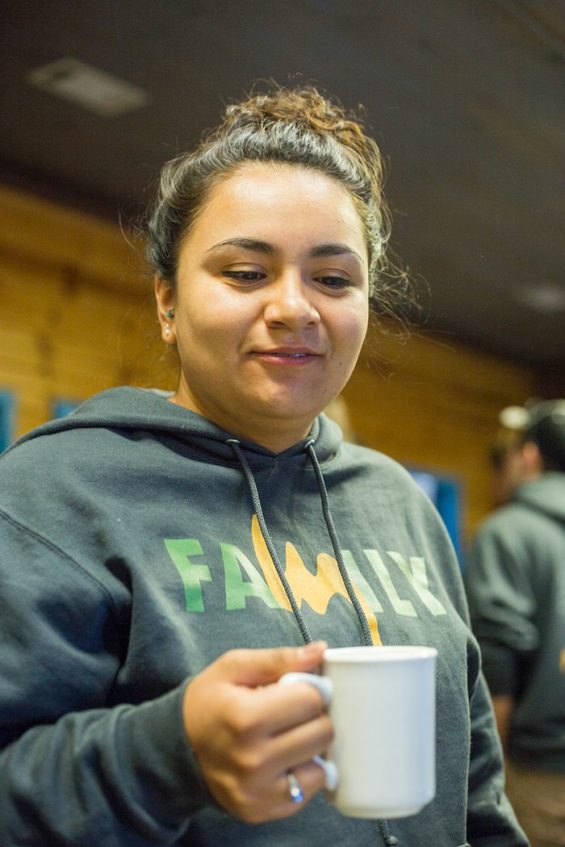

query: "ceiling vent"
xmin=27 ymin=58 xmax=150 ymax=117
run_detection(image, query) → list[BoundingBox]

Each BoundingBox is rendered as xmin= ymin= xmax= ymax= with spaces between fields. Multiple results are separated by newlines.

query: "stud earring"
xmin=165 ymin=324 xmax=171 ymax=336
xmin=166 ymin=308 xmax=175 ymax=319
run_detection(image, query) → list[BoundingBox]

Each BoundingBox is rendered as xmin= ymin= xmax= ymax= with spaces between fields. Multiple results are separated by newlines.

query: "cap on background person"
xmin=499 ymin=399 xmax=565 ymax=472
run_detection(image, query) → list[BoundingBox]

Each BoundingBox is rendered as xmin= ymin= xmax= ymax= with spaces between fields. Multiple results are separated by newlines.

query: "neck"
xmin=230 ymin=425 xmax=312 ymax=454
xmin=168 ymin=393 xmax=313 ymax=454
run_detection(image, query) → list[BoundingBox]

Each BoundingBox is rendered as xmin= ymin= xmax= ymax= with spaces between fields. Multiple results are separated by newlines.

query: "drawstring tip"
xmin=378 ymin=820 xmax=399 ymax=846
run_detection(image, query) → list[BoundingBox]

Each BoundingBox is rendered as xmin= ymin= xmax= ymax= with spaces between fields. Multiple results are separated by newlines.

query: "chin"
xmin=249 ymin=384 xmax=329 ymax=423
xmin=274 ymin=407 xmax=324 ymax=430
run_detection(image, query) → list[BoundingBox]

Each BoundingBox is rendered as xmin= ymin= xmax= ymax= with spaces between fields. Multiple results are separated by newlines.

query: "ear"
xmin=521 ymin=440 xmax=544 ymax=478
xmin=154 ymin=276 xmax=176 ymax=345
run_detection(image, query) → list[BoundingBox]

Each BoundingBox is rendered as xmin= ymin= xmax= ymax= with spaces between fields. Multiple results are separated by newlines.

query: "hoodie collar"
xmin=8 ymin=386 xmax=343 ymax=467
xmin=513 ymin=472 xmax=565 ymax=524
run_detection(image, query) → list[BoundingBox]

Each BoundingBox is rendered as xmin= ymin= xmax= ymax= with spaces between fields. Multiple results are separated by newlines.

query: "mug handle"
xmin=278 ymin=671 xmax=339 ymax=791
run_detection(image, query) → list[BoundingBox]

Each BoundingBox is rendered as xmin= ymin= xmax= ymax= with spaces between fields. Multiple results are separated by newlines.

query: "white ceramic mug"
xmin=280 ymin=645 xmax=437 ymax=819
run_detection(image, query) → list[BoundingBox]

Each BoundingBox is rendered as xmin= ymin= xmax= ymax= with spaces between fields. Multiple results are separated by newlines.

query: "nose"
xmin=263 ymin=272 xmax=320 ymax=331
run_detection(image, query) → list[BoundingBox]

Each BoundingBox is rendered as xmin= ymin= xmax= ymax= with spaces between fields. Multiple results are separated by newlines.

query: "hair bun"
xmin=220 ymin=85 xmax=372 ymax=161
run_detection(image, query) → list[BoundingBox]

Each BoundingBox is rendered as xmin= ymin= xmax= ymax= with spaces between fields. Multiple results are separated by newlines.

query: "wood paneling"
xmin=0 ymin=185 xmax=545 ymax=542
xmin=342 ymin=325 xmax=537 ymax=540
xmin=0 ymin=185 xmax=176 ymax=436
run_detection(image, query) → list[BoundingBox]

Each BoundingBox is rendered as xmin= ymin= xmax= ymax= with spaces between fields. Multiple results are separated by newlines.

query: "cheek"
xmin=335 ymin=302 xmax=369 ymax=344
xmin=178 ymin=296 xmax=231 ymax=340
xmin=335 ymin=308 xmax=368 ymax=368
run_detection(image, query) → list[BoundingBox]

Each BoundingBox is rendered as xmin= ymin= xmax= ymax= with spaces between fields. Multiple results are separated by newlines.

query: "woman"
xmin=0 ymin=87 xmax=525 ymax=845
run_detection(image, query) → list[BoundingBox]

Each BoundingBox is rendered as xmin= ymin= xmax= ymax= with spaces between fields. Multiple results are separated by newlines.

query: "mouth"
xmin=250 ymin=348 xmax=321 ymax=365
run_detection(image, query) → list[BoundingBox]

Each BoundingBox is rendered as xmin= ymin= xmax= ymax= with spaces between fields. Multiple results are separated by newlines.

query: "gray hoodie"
xmin=0 ymin=387 xmax=526 ymax=846
xmin=466 ymin=472 xmax=565 ymax=772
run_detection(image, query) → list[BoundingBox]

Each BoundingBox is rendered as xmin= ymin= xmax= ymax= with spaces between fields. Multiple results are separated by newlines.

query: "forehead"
xmin=185 ymin=163 xmax=367 ymax=253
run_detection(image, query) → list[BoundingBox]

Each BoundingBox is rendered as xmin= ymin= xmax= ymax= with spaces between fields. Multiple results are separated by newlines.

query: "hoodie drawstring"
xmin=226 ymin=438 xmax=313 ymax=644
xmin=378 ymin=821 xmax=399 ymax=846
xmin=304 ymin=439 xmax=373 ymax=647
xmin=227 ymin=437 xmax=373 ymax=647
xmin=306 ymin=442 xmax=399 ymax=845
xmin=226 ymin=437 xmax=398 ymax=847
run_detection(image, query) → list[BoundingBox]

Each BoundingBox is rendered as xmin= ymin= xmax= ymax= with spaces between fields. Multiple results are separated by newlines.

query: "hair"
xmin=522 ymin=400 xmax=565 ymax=472
xmin=145 ymin=84 xmax=413 ymax=317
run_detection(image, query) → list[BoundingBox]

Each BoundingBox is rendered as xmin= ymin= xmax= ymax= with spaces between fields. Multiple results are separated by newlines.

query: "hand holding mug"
xmin=182 ymin=641 xmax=332 ymax=823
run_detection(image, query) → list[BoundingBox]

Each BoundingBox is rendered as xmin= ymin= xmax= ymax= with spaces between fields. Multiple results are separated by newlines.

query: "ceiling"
xmin=2 ymin=0 xmax=564 ymax=371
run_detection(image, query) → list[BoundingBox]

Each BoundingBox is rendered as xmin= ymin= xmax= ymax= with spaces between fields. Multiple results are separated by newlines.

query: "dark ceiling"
xmin=2 ymin=0 xmax=564 ymax=371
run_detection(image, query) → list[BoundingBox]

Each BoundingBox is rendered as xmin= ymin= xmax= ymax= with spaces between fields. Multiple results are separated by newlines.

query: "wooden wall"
xmin=0 ymin=184 xmax=548 ymax=543
xmin=0 ymin=185 xmax=175 ymax=437
xmin=342 ymin=329 xmax=537 ymax=541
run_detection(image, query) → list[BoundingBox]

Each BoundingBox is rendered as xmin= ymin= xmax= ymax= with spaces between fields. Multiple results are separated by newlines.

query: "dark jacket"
xmin=466 ymin=472 xmax=565 ymax=772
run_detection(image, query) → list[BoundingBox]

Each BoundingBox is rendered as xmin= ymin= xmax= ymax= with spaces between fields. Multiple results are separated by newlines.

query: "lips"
xmin=254 ymin=347 xmax=320 ymax=357
xmin=250 ymin=347 xmax=321 ymax=364
xmin=263 ymin=351 xmax=315 ymax=358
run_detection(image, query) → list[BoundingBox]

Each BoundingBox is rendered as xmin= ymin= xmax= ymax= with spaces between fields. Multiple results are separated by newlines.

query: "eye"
xmin=222 ymin=270 xmax=266 ymax=282
xmin=313 ymin=274 xmax=352 ymax=290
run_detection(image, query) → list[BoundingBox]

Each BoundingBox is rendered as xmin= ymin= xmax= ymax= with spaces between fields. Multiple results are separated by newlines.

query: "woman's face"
xmin=156 ymin=163 xmax=370 ymax=452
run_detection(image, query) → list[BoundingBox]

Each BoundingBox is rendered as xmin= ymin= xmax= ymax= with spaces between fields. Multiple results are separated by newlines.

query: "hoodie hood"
xmin=512 ymin=472 xmax=565 ymax=525
xmin=8 ymin=386 xmax=342 ymax=467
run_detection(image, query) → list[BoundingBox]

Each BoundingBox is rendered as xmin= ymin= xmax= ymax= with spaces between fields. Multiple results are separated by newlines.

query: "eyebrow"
xmin=207 ymin=238 xmax=364 ymax=262
xmin=311 ymin=243 xmax=363 ymax=262
xmin=207 ymin=238 xmax=274 ymax=255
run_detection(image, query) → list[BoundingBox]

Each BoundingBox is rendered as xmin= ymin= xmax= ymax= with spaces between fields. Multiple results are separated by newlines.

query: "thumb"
xmin=215 ymin=641 xmax=327 ymax=688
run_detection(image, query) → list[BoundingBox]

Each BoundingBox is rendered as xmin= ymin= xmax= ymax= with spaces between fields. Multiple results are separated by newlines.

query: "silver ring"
xmin=287 ymin=770 xmax=304 ymax=804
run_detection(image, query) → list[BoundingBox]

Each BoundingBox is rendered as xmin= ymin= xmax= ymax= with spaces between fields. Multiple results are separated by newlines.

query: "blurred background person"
xmin=466 ymin=399 xmax=565 ymax=847
xmin=488 ymin=426 xmax=527 ymax=509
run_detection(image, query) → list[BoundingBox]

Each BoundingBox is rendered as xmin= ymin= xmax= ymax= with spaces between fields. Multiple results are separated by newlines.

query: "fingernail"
xmin=299 ymin=640 xmax=327 ymax=656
